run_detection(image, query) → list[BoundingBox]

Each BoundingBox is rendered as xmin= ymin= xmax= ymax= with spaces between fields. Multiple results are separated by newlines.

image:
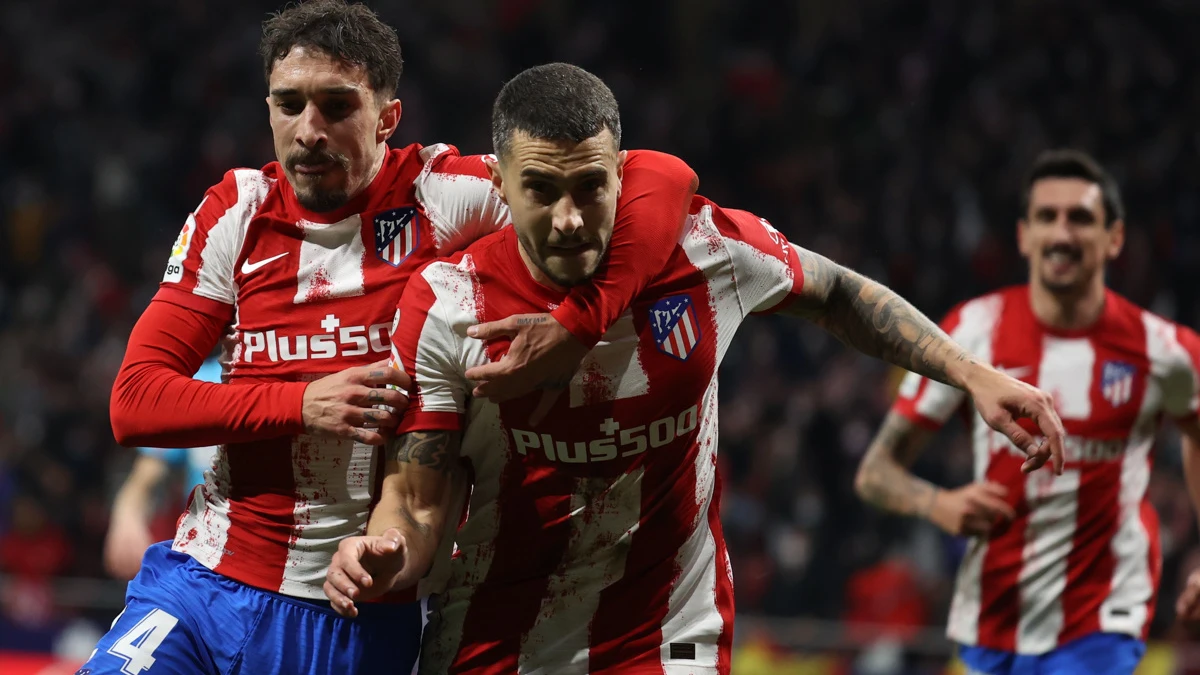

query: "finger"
xmin=968 ymin=494 xmax=1016 ymax=522
xmin=465 ymin=360 xmax=519 ymax=384
xmin=529 ymin=388 xmax=563 ymax=426
xmin=467 ymin=317 xmax=519 ymax=341
xmin=380 ymin=527 xmax=405 ymax=551
xmin=362 ymin=365 xmax=412 ymax=389
xmin=1030 ymin=408 xmax=1066 ymax=476
xmin=345 ymin=426 xmax=386 ymax=446
xmin=334 ymin=549 xmax=375 ymax=589
xmin=961 ymin=516 xmax=994 ymax=538
xmin=361 ymin=386 xmax=410 ymax=409
xmin=324 ymin=580 xmax=357 ymax=617
xmin=989 ymin=417 xmax=1046 ymax=470
xmin=1020 ymin=440 xmax=1052 ymax=475
xmin=356 ymin=408 xmax=399 ymax=430
xmin=978 ymin=482 xmax=1009 ymax=499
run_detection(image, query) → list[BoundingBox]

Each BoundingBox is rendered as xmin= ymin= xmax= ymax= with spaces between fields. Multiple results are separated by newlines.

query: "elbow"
xmin=852 ymin=464 xmax=872 ymax=501
xmin=109 ymin=377 xmax=145 ymax=447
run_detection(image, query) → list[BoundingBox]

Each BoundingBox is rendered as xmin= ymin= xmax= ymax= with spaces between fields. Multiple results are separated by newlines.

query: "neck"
xmin=516 ymin=238 xmax=567 ymax=292
xmin=352 ymin=144 xmax=388 ymax=200
xmin=1028 ymin=276 xmax=1106 ymax=331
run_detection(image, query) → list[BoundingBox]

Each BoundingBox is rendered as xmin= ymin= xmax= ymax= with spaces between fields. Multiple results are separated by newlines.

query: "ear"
xmin=484 ymin=155 xmax=509 ymax=205
xmin=615 ymin=150 xmax=627 ymax=198
xmin=377 ymin=98 xmax=402 ymax=143
xmin=1106 ymin=219 xmax=1126 ymax=260
xmin=1016 ymin=219 xmax=1032 ymax=259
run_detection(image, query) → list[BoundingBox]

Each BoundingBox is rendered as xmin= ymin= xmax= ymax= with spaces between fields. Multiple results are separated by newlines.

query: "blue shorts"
xmin=79 ymin=542 xmax=421 ymax=675
xmin=959 ymin=632 xmax=1146 ymax=675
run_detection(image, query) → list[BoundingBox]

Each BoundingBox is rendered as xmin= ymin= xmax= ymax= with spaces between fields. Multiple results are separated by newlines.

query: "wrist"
xmin=919 ymin=486 xmax=941 ymax=520
xmin=951 ymin=358 xmax=993 ymax=394
xmin=548 ymin=306 xmax=600 ymax=349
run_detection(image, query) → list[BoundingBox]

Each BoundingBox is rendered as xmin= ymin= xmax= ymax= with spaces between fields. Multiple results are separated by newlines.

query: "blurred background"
xmin=3 ymin=0 xmax=1200 ymax=672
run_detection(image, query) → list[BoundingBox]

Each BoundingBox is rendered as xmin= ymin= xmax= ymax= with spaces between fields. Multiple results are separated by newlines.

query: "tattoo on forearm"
xmin=516 ymin=316 xmax=550 ymax=326
xmin=398 ymin=505 xmax=432 ymax=538
xmin=857 ymin=414 xmax=937 ymax=517
xmin=794 ymin=249 xmax=977 ymax=387
xmin=391 ymin=431 xmax=453 ymax=472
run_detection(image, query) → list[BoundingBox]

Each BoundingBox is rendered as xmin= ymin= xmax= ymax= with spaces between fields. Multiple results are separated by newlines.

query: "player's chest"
xmin=991 ymin=334 xmax=1154 ymax=434
xmin=229 ymin=207 xmax=435 ymax=368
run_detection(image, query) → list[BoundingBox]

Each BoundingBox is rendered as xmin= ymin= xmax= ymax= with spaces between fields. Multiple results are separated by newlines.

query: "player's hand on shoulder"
xmin=465 ymin=313 xmax=587 ymax=424
xmin=963 ymin=365 xmax=1066 ymax=475
xmin=302 ymin=360 xmax=411 ymax=445
xmin=325 ymin=529 xmax=409 ymax=618
xmin=928 ymin=482 xmax=1016 ymax=538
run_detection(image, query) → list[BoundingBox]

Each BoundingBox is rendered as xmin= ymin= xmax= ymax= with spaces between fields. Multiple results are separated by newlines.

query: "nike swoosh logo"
xmin=241 ymin=252 xmax=289 ymax=274
xmin=998 ymin=365 xmax=1034 ymax=379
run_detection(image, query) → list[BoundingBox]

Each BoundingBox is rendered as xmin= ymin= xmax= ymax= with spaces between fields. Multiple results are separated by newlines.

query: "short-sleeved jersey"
xmin=138 ymin=357 xmax=223 ymax=499
xmin=161 ymin=143 xmax=511 ymax=599
xmin=892 ymin=286 xmax=1200 ymax=654
xmin=393 ymin=196 xmax=804 ymax=674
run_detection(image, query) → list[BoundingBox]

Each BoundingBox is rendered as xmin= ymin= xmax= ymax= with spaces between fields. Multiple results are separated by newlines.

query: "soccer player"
xmin=853 ymin=149 xmax=1200 ymax=675
xmin=104 ymin=357 xmax=222 ymax=581
xmin=323 ymin=63 xmax=1066 ymax=675
xmin=84 ymin=2 xmax=697 ymax=674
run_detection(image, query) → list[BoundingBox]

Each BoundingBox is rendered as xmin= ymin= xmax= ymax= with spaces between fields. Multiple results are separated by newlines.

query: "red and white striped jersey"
xmin=394 ymin=196 xmax=805 ymax=674
xmin=160 ymin=143 xmax=511 ymax=599
xmin=892 ymin=285 xmax=1200 ymax=654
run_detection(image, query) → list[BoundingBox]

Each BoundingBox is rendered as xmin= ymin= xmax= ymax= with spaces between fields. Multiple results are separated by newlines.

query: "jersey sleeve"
xmin=413 ymin=145 xmax=510 ymax=256
xmin=550 ymin=150 xmax=699 ymax=347
xmin=890 ymin=305 xmax=971 ymax=430
xmin=705 ymin=201 xmax=806 ymax=316
xmin=1160 ymin=323 xmax=1200 ymax=421
xmin=393 ymin=266 xmax=471 ymax=433
xmin=156 ymin=169 xmax=262 ymax=318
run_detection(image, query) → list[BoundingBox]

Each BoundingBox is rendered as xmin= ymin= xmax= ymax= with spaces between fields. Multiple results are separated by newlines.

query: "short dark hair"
xmin=1021 ymin=149 xmax=1125 ymax=227
xmin=260 ymin=0 xmax=403 ymax=99
xmin=492 ymin=63 xmax=622 ymax=159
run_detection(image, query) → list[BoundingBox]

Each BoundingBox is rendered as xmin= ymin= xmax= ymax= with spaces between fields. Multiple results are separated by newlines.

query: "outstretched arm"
xmin=783 ymin=247 xmax=1065 ymax=474
xmin=325 ymin=429 xmax=460 ymax=617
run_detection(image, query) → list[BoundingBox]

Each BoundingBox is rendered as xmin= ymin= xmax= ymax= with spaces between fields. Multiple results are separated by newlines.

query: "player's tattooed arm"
xmin=366 ymin=430 xmax=461 ymax=573
xmin=390 ymin=430 xmax=457 ymax=473
xmin=785 ymin=247 xmax=980 ymax=388
xmin=854 ymin=412 xmax=938 ymax=516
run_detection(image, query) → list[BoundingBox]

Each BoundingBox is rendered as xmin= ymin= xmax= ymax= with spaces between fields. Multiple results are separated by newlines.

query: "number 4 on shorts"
xmin=106 ymin=608 xmax=180 ymax=675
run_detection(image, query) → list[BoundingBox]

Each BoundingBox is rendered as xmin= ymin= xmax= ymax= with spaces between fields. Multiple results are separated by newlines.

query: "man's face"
xmin=1018 ymin=177 xmax=1124 ymax=296
xmin=489 ymin=130 xmax=625 ymax=287
xmin=266 ymin=46 xmax=399 ymax=212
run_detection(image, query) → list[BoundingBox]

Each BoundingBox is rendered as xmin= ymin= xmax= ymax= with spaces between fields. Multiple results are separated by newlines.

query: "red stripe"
xmin=450 ymin=454 xmax=574 ymax=672
xmin=974 ymin=290 xmax=1038 ymax=650
xmin=1140 ymin=494 xmax=1162 ymax=640
xmin=588 ymin=288 xmax=718 ymax=672
xmin=213 ymin=435 xmax=296 ymax=591
xmin=1058 ymin=460 xmax=1121 ymax=643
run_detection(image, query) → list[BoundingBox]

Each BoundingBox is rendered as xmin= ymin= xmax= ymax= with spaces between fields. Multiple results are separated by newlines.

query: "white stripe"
xmin=172 ymin=446 xmax=234 ymax=570
xmin=671 ymin=322 xmax=688 ymax=356
xmin=679 ymin=206 xmax=742 ymax=362
xmin=1015 ymin=468 xmax=1081 ymax=653
xmin=945 ymin=295 xmax=1003 ymax=646
xmin=568 ymin=310 xmax=649 ymax=408
xmin=658 ymin=381 xmax=722 ymax=670
xmin=192 ymin=169 xmax=271 ymax=304
xmin=278 ymin=435 xmax=375 ymax=597
xmin=1100 ymin=375 xmax=1159 ymax=637
xmin=414 ymin=148 xmax=510 ymax=255
xmin=1143 ymin=311 xmax=1200 ymax=417
xmin=1039 ymin=337 xmax=1095 ymax=420
xmin=292 ymin=215 xmax=366 ymax=304
xmin=680 ymin=309 xmax=698 ymax=347
xmin=517 ymin=470 xmax=645 ymax=674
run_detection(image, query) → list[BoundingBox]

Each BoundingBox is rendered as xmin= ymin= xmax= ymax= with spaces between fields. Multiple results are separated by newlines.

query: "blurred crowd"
xmin=3 ymin=0 xmax=1200 ymax=657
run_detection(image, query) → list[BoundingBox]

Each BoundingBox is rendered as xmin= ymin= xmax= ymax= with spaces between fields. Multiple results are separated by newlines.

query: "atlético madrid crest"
xmin=374 ymin=207 xmax=419 ymax=267
xmin=649 ymin=294 xmax=701 ymax=361
xmin=1101 ymin=360 xmax=1136 ymax=407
